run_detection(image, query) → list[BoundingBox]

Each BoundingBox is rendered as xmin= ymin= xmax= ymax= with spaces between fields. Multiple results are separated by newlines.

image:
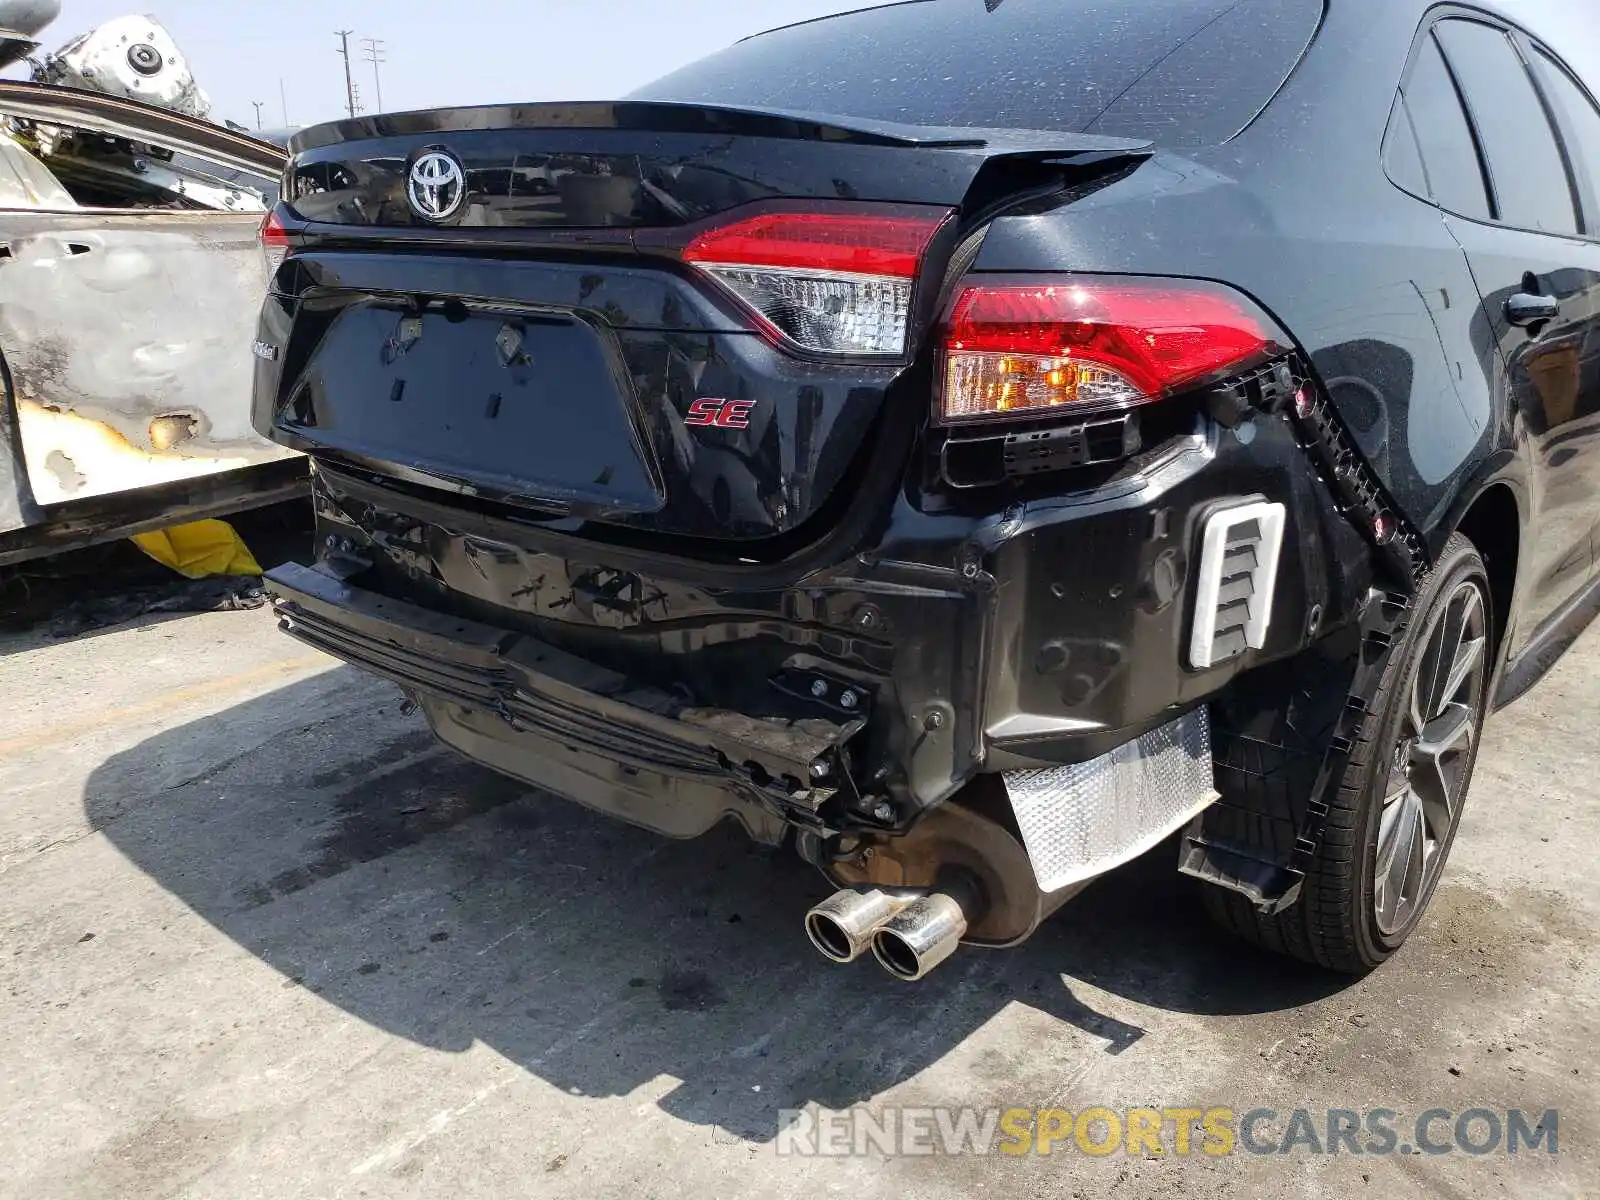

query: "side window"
xmin=1404 ymin=34 xmax=1491 ymax=221
xmin=1531 ymin=48 xmax=1600 ymax=229
xmin=1383 ymin=96 xmax=1431 ymax=201
xmin=1433 ymin=19 xmax=1579 ymax=235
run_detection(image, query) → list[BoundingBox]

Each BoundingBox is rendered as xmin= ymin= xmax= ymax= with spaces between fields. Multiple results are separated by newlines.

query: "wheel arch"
xmin=1449 ymin=479 xmax=1523 ymax=663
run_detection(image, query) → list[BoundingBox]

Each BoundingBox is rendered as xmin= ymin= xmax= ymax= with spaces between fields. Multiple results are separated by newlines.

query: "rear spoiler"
xmin=289 ymin=100 xmax=1153 ymax=161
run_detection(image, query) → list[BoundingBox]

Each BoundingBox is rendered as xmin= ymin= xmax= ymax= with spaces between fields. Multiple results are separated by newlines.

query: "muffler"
xmin=804 ymin=888 xmax=919 ymax=963
xmin=808 ymin=785 xmax=1050 ymax=980
xmin=870 ymin=879 xmax=978 ymax=982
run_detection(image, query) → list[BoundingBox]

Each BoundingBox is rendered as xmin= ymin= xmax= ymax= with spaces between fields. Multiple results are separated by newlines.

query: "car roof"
xmin=639 ymin=0 xmax=1329 ymax=148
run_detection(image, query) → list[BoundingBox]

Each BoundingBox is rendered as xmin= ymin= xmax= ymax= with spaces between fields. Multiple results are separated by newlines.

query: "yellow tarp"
xmin=132 ymin=520 xmax=263 ymax=579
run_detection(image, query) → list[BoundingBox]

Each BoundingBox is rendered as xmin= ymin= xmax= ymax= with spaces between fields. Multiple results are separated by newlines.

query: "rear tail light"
xmin=259 ymin=207 xmax=291 ymax=275
xmin=939 ymin=278 xmax=1278 ymax=422
xmin=682 ymin=207 xmax=950 ymax=357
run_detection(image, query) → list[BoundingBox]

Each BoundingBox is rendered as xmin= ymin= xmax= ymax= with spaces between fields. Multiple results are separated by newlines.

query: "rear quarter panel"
xmin=970 ymin=0 xmax=1500 ymax=546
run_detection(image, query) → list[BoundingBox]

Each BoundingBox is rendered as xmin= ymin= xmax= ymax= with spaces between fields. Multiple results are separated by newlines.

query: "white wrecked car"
xmin=0 ymin=5 xmax=301 ymax=568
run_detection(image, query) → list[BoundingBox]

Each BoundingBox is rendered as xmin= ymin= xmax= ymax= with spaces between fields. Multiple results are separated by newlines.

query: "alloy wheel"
xmin=1372 ymin=579 xmax=1488 ymax=937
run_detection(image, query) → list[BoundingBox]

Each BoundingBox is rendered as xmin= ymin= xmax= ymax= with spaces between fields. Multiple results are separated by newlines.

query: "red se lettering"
xmin=684 ymin=398 xmax=756 ymax=429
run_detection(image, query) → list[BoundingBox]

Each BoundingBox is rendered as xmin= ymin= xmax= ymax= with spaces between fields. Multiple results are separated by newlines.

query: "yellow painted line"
xmin=0 ymin=652 xmax=335 ymax=758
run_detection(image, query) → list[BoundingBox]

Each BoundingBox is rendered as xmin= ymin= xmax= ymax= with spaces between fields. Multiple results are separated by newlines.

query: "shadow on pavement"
xmin=84 ymin=667 xmax=1354 ymax=1143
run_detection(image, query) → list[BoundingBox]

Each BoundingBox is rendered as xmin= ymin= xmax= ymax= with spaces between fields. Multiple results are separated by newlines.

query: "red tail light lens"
xmin=684 ymin=212 xmax=940 ymax=277
xmin=259 ymin=207 xmax=291 ymax=275
xmin=682 ymin=207 xmax=950 ymax=357
xmin=940 ymin=278 xmax=1276 ymax=422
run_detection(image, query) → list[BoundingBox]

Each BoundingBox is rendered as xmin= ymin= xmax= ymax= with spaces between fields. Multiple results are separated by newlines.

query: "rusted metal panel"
xmin=0 ymin=459 xmax=304 ymax=566
xmin=0 ymin=210 xmax=297 ymax=508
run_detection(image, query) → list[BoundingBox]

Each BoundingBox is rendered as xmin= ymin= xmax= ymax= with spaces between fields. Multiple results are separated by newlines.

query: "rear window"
xmin=633 ymin=0 xmax=1325 ymax=147
xmin=1404 ymin=34 xmax=1492 ymax=222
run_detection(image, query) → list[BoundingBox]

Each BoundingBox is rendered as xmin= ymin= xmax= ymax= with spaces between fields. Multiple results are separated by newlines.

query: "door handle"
xmin=1506 ymin=292 xmax=1560 ymax=327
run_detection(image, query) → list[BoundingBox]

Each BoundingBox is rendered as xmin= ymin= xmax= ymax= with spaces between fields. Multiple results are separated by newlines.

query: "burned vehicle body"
xmin=0 ymin=69 xmax=300 ymax=566
xmin=258 ymin=0 xmax=1600 ymax=977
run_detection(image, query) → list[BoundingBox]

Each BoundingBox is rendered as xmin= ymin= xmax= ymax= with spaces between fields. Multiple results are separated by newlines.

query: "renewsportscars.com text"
xmin=776 ymin=1106 xmax=1558 ymax=1158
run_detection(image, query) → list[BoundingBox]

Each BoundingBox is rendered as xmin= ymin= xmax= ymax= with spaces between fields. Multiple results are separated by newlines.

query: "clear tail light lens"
xmin=940 ymin=278 xmax=1277 ymax=422
xmin=259 ymin=207 xmax=291 ymax=276
xmin=682 ymin=208 xmax=950 ymax=357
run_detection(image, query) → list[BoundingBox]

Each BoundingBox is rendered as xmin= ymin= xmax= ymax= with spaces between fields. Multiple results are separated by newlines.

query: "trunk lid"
xmin=260 ymin=103 xmax=1148 ymax=543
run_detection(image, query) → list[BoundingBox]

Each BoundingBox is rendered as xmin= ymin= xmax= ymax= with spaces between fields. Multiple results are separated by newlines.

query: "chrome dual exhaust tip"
xmin=804 ymin=888 xmax=919 ymax=963
xmin=806 ymin=881 xmax=975 ymax=980
xmin=871 ymin=892 xmax=970 ymax=982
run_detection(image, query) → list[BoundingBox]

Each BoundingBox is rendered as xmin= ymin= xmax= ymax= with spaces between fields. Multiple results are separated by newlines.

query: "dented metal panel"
xmin=0 ymin=210 xmax=297 ymax=508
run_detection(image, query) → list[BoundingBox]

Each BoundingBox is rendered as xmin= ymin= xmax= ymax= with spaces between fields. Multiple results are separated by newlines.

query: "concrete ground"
xmin=0 ymin=601 xmax=1595 ymax=1199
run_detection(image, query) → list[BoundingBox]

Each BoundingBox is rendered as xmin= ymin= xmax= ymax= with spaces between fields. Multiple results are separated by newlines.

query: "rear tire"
xmin=1205 ymin=534 xmax=1493 ymax=972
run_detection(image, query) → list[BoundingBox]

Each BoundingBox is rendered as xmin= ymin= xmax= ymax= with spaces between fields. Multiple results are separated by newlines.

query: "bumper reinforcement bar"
xmin=266 ymin=561 xmax=865 ymax=827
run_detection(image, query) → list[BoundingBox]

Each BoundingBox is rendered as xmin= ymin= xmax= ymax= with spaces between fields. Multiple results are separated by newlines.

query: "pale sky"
xmin=4 ymin=1 xmax=1597 ymax=134
xmin=4 ymin=0 xmax=871 ymax=130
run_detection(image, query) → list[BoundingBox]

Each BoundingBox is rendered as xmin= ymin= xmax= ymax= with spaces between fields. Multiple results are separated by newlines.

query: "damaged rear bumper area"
xmin=268 ymin=558 xmax=866 ymax=845
xmin=266 ymin=381 xmax=1384 ymax=956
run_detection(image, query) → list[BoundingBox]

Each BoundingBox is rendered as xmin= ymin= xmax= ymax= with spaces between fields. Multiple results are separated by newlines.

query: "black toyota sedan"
xmin=251 ymin=0 xmax=1600 ymax=980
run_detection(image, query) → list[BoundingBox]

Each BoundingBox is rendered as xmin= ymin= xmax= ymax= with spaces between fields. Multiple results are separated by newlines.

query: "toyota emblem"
xmin=407 ymin=149 xmax=466 ymax=222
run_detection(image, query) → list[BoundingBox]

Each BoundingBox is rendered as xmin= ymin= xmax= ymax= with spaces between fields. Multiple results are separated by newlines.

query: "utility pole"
xmin=335 ymin=30 xmax=359 ymax=118
xmin=251 ymin=100 xmax=265 ymax=129
xmin=362 ymin=37 xmax=387 ymax=114
xmin=279 ymin=78 xmax=290 ymax=126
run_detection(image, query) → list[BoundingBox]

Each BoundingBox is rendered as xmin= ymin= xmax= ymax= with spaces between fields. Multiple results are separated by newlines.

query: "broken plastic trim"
xmin=1207 ymin=355 xmax=1427 ymax=588
xmin=1181 ymin=588 xmax=1413 ymax=913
